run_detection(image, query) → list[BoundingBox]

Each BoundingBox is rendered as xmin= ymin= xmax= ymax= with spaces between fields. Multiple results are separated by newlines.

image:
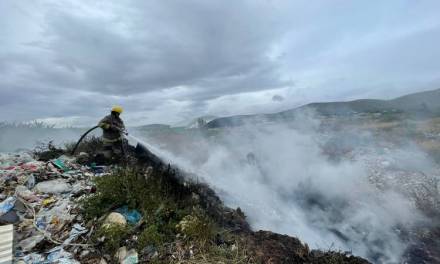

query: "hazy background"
xmin=131 ymin=117 xmax=435 ymax=263
xmin=1 ymin=0 xmax=440 ymax=126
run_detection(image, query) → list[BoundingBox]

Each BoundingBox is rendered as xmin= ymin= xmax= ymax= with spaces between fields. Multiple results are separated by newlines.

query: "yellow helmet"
xmin=111 ymin=105 xmax=123 ymax=114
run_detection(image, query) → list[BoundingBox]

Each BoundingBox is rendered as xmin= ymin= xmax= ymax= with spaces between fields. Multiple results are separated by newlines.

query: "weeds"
xmin=81 ymin=168 xmax=149 ymax=220
xmin=138 ymin=224 xmax=165 ymax=249
xmin=94 ymin=224 xmax=131 ymax=253
xmin=80 ymin=165 xmax=242 ymax=261
xmin=176 ymin=211 xmax=216 ymax=246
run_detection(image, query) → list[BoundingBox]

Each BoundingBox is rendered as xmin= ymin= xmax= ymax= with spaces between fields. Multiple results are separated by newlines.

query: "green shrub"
xmin=176 ymin=211 xmax=215 ymax=245
xmin=80 ymin=193 xmax=112 ymax=220
xmin=81 ymin=168 xmax=150 ymax=220
xmin=94 ymin=224 xmax=130 ymax=253
xmin=80 ymin=167 xmax=222 ymax=259
xmin=138 ymin=224 xmax=165 ymax=249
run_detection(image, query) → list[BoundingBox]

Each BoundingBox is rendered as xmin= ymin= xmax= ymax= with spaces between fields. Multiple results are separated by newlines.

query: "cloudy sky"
xmin=1 ymin=0 xmax=440 ymax=126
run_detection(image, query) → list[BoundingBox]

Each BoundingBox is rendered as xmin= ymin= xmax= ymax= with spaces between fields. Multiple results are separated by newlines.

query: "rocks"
xmin=34 ymin=179 xmax=72 ymax=194
xmin=104 ymin=212 xmax=127 ymax=227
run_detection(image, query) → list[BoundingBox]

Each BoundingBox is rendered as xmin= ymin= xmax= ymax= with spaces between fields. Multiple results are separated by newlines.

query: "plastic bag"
xmin=0 ymin=197 xmax=16 ymax=216
xmin=21 ymin=253 xmax=45 ymax=264
xmin=122 ymin=249 xmax=139 ymax=264
xmin=34 ymin=179 xmax=72 ymax=194
xmin=116 ymin=206 xmax=142 ymax=224
xmin=63 ymin=224 xmax=88 ymax=245
xmin=17 ymin=234 xmax=44 ymax=251
xmin=26 ymin=174 xmax=36 ymax=189
xmin=16 ymin=186 xmax=39 ymax=202
xmin=46 ymin=246 xmax=80 ymax=264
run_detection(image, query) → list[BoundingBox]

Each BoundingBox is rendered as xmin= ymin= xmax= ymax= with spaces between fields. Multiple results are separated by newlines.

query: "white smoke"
xmin=133 ymin=118 xmax=429 ymax=263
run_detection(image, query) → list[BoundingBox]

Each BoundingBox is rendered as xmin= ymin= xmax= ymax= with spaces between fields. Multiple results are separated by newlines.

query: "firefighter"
xmin=98 ymin=106 xmax=126 ymax=161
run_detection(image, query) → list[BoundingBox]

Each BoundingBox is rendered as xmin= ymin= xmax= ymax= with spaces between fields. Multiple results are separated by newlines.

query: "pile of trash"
xmin=0 ymin=148 xmax=374 ymax=263
xmin=348 ymin=147 xmax=440 ymax=216
xmin=0 ymin=152 xmax=107 ymax=263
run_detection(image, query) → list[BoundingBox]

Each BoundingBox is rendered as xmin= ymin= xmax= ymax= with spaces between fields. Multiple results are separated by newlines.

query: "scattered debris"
xmin=122 ymin=249 xmax=139 ymax=264
xmin=116 ymin=246 xmax=128 ymax=262
xmin=17 ymin=234 xmax=44 ymax=252
xmin=0 ymin=197 xmax=16 ymax=215
xmin=0 ymin=152 xmax=102 ymax=263
xmin=104 ymin=212 xmax=127 ymax=228
xmin=0 ymin=145 xmax=372 ymax=263
xmin=116 ymin=206 xmax=142 ymax=225
xmin=116 ymin=246 xmax=139 ymax=264
xmin=34 ymin=179 xmax=72 ymax=194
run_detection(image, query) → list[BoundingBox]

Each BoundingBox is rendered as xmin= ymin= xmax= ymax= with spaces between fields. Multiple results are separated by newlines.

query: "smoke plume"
xmin=134 ymin=118 xmax=429 ymax=263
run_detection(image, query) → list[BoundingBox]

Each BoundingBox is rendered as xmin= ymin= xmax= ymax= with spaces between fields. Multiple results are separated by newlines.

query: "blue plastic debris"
xmin=0 ymin=197 xmax=16 ymax=216
xmin=116 ymin=206 xmax=142 ymax=224
xmin=46 ymin=246 xmax=79 ymax=264
xmin=22 ymin=252 xmax=45 ymax=263
xmin=63 ymin=224 xmax=88 ymax=245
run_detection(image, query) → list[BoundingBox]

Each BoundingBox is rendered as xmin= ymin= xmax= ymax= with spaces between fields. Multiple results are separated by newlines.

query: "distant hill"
xmin=133 ymin=124 xmax=172 ymax=133
xmin=206 ymin=88 xmax=440 ymax=128
xmin=185 ymin=115 xmax=218 ymax=129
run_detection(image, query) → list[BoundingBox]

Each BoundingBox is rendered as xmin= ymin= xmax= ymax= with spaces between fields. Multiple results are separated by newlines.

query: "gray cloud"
xmin=37 ymin=1 xmax=287 ymax=96
xmin=1 ymin=0 xmax=440 ymax=125
xmin=272 ymin=95 xmax=284 ymax=102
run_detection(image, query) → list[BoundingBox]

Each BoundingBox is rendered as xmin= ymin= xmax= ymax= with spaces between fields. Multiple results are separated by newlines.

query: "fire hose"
xmin=70 ymin=125 xmax=100 ymax=155
xmin=71 ymin=126 xmax=129 ymax=156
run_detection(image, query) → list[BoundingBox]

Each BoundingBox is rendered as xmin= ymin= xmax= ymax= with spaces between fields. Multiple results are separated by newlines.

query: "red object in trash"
xmin=20 ymin=164 xmax=38 ymax=171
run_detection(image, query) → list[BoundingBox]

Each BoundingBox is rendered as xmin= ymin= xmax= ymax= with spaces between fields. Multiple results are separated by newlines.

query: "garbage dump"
xmin=0 ymin=152 xmax=109 ymax=263
xmin=0 ymin=144 xmax=372 ymax=263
